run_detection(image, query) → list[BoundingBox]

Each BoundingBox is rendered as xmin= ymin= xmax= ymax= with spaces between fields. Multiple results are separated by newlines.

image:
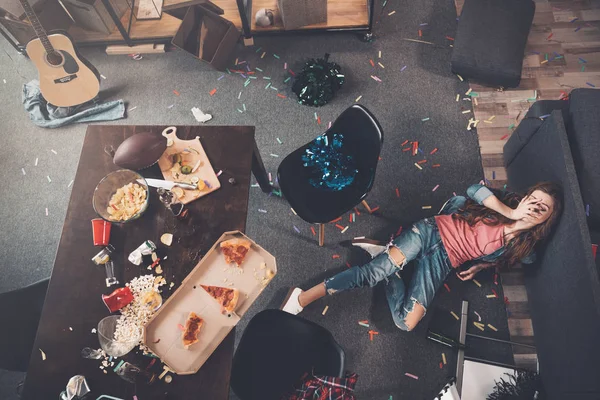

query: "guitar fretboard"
xmin=18 ymin=0 xmax=55 ymax=54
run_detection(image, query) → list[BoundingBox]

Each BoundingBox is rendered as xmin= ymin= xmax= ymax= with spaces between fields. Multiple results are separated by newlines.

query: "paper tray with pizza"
xmin=143 ymin=231 xmax=277 ymax=374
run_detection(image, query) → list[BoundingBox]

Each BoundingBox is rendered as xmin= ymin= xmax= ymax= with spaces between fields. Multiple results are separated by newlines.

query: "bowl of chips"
xmin=93 ymin=170 xmax=149 ymax=223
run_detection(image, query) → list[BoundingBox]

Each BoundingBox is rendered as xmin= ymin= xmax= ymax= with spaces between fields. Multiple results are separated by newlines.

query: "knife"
xmin=139 ymin=178 xmax=197 ymax=190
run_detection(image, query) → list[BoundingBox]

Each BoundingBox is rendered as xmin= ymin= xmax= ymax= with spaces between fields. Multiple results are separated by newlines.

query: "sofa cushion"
xmin=590 ymin=230 xmax=600 ymax=276
xmin=567 ymin=88 xmax=600 ymax=229
xmin=451 ymin=0 xmax=535 ymax=88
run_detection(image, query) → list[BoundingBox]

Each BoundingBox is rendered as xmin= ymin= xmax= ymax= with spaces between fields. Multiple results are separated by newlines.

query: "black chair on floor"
xmin=277 ymin=104 xmax=384 ymax=246
xmin=0 ymin=278 xmax=49 ymax=372
xmin=230 ymin=309 xmax=345 ymax=400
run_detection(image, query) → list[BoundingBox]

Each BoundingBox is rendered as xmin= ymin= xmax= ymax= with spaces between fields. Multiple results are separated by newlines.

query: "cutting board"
xmin=157 ymin=127 xmax=221 ymax=204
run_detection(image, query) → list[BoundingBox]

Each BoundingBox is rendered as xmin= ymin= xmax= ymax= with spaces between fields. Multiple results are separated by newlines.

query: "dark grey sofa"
xmin=503 ymin=89 xmax=600 ymax=399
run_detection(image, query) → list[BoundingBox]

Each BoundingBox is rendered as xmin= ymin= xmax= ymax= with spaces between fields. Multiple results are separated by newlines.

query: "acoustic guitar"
xmin=19 ymin=0 xmax=100 ymax=107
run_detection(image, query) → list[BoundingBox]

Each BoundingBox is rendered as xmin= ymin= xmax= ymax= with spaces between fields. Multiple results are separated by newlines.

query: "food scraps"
xmin=160 ymin=233 xmax=173 ymax=246
xmin=106 ymin=182 xmax=147 ymax=221
xmin=220 ymin=238 xmax=251 ymax=267
xmin=201 ymin=285 xmax=239 ymax=314
xmin=182 ymin=312 xmax=204 ymax=349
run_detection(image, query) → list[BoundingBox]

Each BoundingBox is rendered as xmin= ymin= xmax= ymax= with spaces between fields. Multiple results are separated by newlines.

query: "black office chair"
xmin=0 ymin=278 xmax=49 ymax=372
xmin=230 ymin=309 xmax=345 ymax=400
xmin=278 ymin=104 xmax=384 ymax=245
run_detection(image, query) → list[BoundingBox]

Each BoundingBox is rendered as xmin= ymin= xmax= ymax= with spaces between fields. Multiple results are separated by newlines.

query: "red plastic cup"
xmin=92 ymin=218 xmax=112 ymax=246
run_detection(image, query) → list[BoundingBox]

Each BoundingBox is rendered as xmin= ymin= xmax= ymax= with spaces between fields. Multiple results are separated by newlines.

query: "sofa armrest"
xmin=505 ymin=110 xmax=600 ymax=398
xmin=503 ymin=100 xmax=569 ymax=167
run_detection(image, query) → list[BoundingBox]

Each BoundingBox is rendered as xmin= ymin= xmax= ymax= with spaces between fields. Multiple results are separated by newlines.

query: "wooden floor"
xmin=455 ymin=0 xmax=600 ymax=370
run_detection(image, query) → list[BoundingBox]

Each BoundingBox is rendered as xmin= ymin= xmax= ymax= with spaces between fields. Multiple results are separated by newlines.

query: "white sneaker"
xmin=281 ymin=288 xmax=304 ymax=315
xmin=351 ymin=239 xmax=386 ymax=258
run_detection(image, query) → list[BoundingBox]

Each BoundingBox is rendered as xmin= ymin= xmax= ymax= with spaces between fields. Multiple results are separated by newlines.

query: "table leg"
xmin=456 ymin=300 xmax=469 ymax=395
xmin=318 ymin=224 xmax=325 ymax=247
xmin=252 ymin=139 xmax=272 ymax=193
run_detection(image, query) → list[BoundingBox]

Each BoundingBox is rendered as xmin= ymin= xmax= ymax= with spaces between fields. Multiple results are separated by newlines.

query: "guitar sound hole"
xmin=46 ymin=51 xmax=63 ymax=66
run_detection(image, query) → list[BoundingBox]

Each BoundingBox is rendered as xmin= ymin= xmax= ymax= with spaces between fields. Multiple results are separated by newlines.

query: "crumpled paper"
xmin=191 ymin=107 xmax=212 ymax=123
xmin=59 ymin=375 xmax=90 ymax=400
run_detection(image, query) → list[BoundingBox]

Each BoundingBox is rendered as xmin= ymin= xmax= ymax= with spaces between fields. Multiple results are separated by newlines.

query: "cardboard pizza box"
xmin=143 ymin=230 xmax=277 ymax=374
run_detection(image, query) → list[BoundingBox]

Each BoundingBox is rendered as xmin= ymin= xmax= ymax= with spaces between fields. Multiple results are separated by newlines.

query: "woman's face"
xmin=523 ymin=190 xmax=554 ymax=226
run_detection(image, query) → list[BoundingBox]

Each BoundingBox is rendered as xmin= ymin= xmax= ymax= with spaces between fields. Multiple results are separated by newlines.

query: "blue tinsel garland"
xmin=302 ymin=134 xmax=358 ymax=191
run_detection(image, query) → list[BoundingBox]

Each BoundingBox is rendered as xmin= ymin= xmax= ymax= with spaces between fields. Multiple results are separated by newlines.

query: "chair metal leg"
xmin=318 ymin=224 xmax=325 ymax=247
xmin=361 ymin=200 xmax=372 ymax=213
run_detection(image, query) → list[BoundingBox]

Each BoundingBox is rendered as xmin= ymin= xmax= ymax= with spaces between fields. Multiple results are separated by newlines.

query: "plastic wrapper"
xmin=102 ymin=286 xmax=134 ymax=312
xmin=128 ymin=240 xmax=156 ymax=265
xmin=302 ymin=133 xmax=357 ymax=191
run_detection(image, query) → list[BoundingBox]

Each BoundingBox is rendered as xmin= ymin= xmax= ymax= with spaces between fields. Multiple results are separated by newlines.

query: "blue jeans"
xmin=324 ymin=217 xmax=452 ymax=331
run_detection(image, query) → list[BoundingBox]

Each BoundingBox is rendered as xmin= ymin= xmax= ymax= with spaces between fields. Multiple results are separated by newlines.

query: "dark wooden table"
xmin=22 ymin=125 xmax=270 ymax=400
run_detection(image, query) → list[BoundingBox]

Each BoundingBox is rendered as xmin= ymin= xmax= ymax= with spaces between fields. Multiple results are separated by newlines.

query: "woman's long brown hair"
xmin=453 ymin=182 xmax=563 ymax=268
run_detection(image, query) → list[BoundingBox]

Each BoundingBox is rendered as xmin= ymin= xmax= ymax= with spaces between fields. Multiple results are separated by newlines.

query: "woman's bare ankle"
xmin=297 ymin=291 xmax=306 ymax=307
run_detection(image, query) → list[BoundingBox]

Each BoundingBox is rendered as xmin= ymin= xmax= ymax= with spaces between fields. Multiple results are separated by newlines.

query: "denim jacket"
xmin=439 ymin=184 xmax=536 ymax=265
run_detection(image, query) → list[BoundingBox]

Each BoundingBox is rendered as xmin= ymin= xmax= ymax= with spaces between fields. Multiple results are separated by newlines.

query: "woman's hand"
xmin=509 ymin=197 xmax=541 ymax=221
xmin=456 ymin=263 xmax=490 ymax=281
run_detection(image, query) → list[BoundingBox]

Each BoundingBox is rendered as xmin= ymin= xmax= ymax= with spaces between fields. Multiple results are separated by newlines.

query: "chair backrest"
xmin=230 ymin=309 xmax=345 ymax=400
xmin=0 ymin=278 xmax=49 ymax=372
xmin=277 ymin=105 xmax=384 ymax=223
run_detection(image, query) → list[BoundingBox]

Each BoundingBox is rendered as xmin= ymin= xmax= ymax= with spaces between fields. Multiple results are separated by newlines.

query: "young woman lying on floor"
xmin=282 ymin=182 xmax=563 ymax=331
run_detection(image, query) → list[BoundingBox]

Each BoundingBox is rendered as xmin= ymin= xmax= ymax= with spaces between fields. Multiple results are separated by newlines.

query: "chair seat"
xmin=278 ymin=105 xmax=383 ymax=223
xmin=0 ymin=279 xmax=49 ymax=372
xmin=451 ymin=0 xmax=535 ymax=88
xmin=231 ymin=309 xmax=345 ymax=400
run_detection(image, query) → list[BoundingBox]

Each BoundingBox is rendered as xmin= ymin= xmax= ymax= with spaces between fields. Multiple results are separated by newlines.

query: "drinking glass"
xmin=97 ymin=315 xmax=140 ymax=357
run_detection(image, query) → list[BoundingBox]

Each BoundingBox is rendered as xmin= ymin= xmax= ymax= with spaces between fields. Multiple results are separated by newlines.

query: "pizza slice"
xmin=182 ymin=312 xmax=204 ymax=349
xmin=219 ymin=238 xmax=251 ymax=267
xmin=201 ymin=285 xmax=239 ymax=314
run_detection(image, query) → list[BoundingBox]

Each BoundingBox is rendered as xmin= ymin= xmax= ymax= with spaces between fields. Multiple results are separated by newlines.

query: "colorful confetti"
xmin=368 ymin=330 xmax=379 ymax=341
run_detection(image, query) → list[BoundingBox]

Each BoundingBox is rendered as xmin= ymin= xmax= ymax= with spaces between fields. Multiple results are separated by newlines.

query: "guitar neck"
xmin=19 ymin=0 xmax=55 ymax=54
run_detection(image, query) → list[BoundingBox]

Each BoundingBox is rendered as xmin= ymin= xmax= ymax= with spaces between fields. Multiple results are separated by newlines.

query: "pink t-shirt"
xmin=434 ymin=215 xmax=504 ymax=268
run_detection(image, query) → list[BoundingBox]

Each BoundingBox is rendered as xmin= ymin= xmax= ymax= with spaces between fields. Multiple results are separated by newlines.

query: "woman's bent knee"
xmin=388 ymin=246 xmax=407 ymax=268
xmin=403 ymin=302 xmax=426 ymax=331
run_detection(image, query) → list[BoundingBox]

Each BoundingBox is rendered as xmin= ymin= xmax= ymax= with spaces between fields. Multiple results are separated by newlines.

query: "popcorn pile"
xmin=114 ymin=274 xmax=166 ymax=345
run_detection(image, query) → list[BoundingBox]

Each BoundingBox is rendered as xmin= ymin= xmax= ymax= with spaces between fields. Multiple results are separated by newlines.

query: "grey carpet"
xmin=0 ymin=0 xmax=513 ymax=398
